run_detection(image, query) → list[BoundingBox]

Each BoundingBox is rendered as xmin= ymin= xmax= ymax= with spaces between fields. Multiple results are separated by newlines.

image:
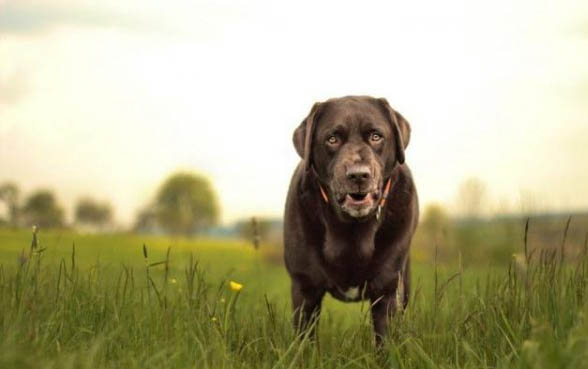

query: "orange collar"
xmin=319 ymin=185 xmax=329 ymax=203
xmin=318 ymin=177 xmax=392 ymax=220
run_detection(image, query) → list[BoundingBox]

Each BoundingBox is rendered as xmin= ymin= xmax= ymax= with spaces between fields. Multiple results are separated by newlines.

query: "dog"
xmin=283 ymin=96 xmax=419 ymax=344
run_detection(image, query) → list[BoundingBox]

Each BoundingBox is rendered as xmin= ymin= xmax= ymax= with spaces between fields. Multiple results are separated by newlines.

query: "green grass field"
xmin=1 ymin=228 xmax=587 ymax=368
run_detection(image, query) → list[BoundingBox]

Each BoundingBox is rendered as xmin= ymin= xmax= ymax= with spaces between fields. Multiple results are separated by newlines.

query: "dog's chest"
xmin=320 ymin=244 xmax=375 ymax=295
xmin=341 ymin=286 xmax=360 ymax=299
xmin=322 ymin=230 xmax=377 ymax=267
xmin=327 ymin=283 xmax=366 ymax=302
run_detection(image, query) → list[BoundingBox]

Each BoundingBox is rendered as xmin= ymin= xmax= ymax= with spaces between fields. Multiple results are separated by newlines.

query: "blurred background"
xmin=1 ymin=0 xmax=588 ymax=265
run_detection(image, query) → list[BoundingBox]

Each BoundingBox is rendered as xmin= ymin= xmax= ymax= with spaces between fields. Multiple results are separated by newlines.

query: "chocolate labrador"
xmin=283 ymin=96 xmax=419 ymax=344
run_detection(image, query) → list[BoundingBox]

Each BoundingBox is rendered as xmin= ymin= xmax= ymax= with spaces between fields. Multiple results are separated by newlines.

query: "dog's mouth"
xmin=344 ymin=192 xmax=373 ymax=205
xmin=336 ymin=191 xmax=378 ymax=218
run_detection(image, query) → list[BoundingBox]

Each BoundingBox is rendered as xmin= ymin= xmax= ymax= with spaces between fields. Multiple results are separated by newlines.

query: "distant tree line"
xmin=1 ymin=172 xmax=220 ymax=236
xmin=414 ymin=176 xmax=588 ymax=266
xmin=0 ymin=182 xmax=113 ymax=230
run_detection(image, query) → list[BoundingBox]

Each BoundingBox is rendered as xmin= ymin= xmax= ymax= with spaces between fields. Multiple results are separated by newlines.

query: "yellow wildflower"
xmin=229 ymin=281 xmax=243 ymax=292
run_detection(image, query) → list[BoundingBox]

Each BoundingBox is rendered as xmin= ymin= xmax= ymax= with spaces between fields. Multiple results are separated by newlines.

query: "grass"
xmin=0 ymin=227 xmax=587 ymax=368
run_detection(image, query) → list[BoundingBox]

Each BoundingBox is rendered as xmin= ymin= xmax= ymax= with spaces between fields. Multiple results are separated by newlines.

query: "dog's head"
xmin=293 ymin=96 xmax=410 ymax=221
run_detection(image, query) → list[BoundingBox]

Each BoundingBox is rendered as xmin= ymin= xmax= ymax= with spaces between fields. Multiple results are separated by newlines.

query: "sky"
xmin=1 ymin=0 xmax=587 ymax=225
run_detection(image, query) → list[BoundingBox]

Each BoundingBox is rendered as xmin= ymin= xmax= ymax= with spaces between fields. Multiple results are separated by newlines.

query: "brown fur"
xmin=284 ymin=96 xmax=419 ymax=344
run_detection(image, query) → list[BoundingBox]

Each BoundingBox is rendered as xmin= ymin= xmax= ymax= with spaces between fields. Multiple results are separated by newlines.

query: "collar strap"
xmin=379 ymin=177 xmax=392 ymax=208
xmin=318 ymin=177 xmax=393 ymax=220
xmin=376 ymin=177 xmax=392 ymax=220
xmin=319 ymin=184 xmax=329 ymax=203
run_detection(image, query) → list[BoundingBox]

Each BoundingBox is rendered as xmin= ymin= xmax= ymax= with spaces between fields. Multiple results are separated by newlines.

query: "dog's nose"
xmin=346 ymin=165 xmax=371 ymax=183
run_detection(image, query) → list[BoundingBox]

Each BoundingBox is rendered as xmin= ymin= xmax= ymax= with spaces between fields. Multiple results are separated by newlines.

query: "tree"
xmin=75 ymin=197 xmax=112 ymax=228
xmin=456 ymin=177 xmax=487 ymax=219
xmin=22 ymin=190 xmax=65 ymax=228
xmin=0 ymin=182 xmax=20 ymax=227
xmin=133 ymin=205 xmax=159 ymax=234
xmin=421 ymin=203 xmax=451 ymax=243
xmin=419 ymin=203 xmax=453 ymax=261
xmin=154 ymin=172 xmax=219 ymax=235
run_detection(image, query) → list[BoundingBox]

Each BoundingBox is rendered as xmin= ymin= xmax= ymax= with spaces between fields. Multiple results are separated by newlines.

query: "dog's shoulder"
xmin=284 ymin=162 xmax=324 ymax=235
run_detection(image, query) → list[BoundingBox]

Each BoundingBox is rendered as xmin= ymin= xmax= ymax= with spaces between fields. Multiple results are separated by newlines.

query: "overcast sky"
xmin=1 ymin=0 xmax=587 ymax=225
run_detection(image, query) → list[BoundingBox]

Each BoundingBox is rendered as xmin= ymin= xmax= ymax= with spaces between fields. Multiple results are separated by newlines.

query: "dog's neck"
xmin=317 ymin=167 xmax=402 ymax=267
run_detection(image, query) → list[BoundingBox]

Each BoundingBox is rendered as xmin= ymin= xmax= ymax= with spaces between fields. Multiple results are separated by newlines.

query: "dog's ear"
xmin=293 ymin=102 xmax=323 ymax=172
xmin=377 ymin=98 xmax=411 ymax=165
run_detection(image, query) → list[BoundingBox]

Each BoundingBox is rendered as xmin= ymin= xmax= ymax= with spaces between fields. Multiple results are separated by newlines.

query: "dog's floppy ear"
xmin=293 ymin=102 xmax=323 ymax=172
xmin=377 ymin=98 xmax=411 ymax=165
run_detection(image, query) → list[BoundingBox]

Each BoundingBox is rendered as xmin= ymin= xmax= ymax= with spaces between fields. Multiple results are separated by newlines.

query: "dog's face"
xmin=294 ymin=96 xmax=411 ymax=221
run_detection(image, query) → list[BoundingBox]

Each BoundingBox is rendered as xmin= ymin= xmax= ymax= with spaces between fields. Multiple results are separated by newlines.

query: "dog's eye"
xmin=327 ymin=135 xmax=338 ymax=145
xmin=370 ymin=133 xmax=382 ymax=142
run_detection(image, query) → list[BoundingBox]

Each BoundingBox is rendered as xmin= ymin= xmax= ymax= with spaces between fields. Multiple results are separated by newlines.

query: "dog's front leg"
xmin=370 ymin=294 xmax=397 ymax=346
xmin=291 ymin=279 xmax=325 ymax=338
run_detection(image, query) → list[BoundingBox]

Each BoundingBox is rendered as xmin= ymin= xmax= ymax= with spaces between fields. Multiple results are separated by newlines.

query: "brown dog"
xmin=283 ymin=96 xmax=419 ymax=344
